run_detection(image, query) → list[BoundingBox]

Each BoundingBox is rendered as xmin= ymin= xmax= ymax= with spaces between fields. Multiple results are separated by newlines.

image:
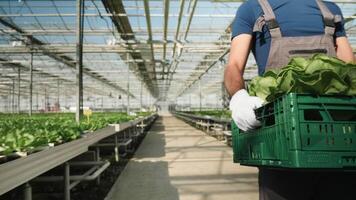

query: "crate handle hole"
xmin=331 ymin=124 xmax=334 ymax=134
xmin=304 ymin=109 xmax=323 ymax=121
xmin=329 ymin=110 xmax=356 ymax=122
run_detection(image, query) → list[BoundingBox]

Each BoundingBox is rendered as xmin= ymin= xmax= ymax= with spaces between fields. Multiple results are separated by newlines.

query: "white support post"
xmin=75 ymin=0 xmax=84 ymax=123
xmin=126 ymin=53 xmax=130 ymax=115
xmin=29 ymin=53 xmax=33 ymax=116
xmin=17 ymin=67 xmax=21 ymax=114
xmin=23 ymin=182 xmax=32 ymax=200
xmin=64 ymin=162 xmax=70 ymax=200
xmin=199 ymin=78 xmax=202 ymax=111
xmin=12 ymin=79 xmax=15 ymax=113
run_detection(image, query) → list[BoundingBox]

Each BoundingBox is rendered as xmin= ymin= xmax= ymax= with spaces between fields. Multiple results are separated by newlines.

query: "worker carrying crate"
xmin=224 ymin=0 xmax=356 ymax=199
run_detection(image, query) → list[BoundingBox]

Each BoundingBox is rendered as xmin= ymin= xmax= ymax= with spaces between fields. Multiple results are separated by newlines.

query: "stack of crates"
xmin=232 ymin=93 xmax=356 ymax=168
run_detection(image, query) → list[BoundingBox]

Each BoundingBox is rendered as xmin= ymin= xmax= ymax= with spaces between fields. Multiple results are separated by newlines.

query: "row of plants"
xmin=0 ymin=112 xmax=151 ymax=156
xmin=187 ymin=110 xmax=231 ymax=119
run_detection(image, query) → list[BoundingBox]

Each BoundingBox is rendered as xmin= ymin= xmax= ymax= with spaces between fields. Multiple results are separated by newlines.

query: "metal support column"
xmin=44 ymin=88 xmax=47 ymax=111
xmin=116 ymin=95 xmax=119 ymax=111
xmin=12 ymin=79 xmax=15 ymax=113
xmin=101 ymin=96 xmax=104 ymax=112
xmin=199 ymin=78 xmax=202 ymax=111
xmin=126 ymin=54 xmax=130 ymax=115
xmin=184 ymin=0 xmax=198 ymax=41
xmin=29 ymin=53 xmax=33 ymax=116
xmin=114 ymin=135 xmax=119 ymax=162
xmin=75 ymin=0 xmax=84 ymax=123
xmin=7 ymin=89 xmax=11 ymax=113
xmin=172 ymin=0 xmax=185 ymax=57
xmin=162 ymin=0 xmax=170 ymax=64
xmin=23 ymin=182 xmax=32 ymax=200
xmin=95 ymin=147 xmax=101 ymax=185
xmin=64 ymin=162 xmax=70 ymax=200
xmin=64 ymin=90 xmax=67 ymax=107
xmin=140 ymin=81 xmax=143 ymax=110
xmin=148 ymin=95 xmax=151 ymax=110
xmin=188 ymin=94 xmax=191 ymax=111
xmin=57 ymin=78 xmax=60 ymax=111
xmin=17 ymin=67 xmax=21 ymax=114
xmin=36 ymin=92 xmax=39 ymax=111
xmin=143 ymin=0 xmax=156 ymax=74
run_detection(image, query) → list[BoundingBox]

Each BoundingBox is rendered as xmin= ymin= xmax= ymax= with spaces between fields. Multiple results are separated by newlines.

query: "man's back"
xmin=232 ymin=0 xmax=345 ymax=74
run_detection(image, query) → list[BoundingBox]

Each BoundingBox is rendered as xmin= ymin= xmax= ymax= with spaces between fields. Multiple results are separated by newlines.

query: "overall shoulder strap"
xmin=257 ymin=0 xmax=282 ymax=38
xmin=315 ymin=0 xmax=338 ymax=36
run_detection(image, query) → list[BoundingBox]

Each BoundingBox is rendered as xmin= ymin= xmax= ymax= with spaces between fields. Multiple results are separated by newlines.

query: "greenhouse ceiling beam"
xmin=0 ymin=78 xmax=71 ymax=98
xmin=102 ymin=0 xmax=158 ymax=97
xmin=0 ymin=85 xmax=104 ymax=97
xmin=172 ymin=0 xmax=186 ymax=58
xmin=171 ymin=22 xmax=232 ymax=98
xmin=0 ymin=18 xmax=135 ymax=98
xmin=0 ymin=58 xmax=66 ymax=82
xmin=163 ymin=0 xmax=198 ymax=86
xmin=183 ymin=0 xmax=198 ymax=41
xmin=143 ymin=0 xmax=156 ymax=78
xmin=345 ymin=14 xmax=356 ymax=30
xmin=177 ymin=48 xmax=230 ymax=97
xmin=0 ymin=73 xmax=29 ymax=84
xmin=345 ymin=14 xmax=356 ymax=24
xmin=0 ymin=58 xmax=113 ymax=96
xmin=162 ymin=0 xmax=170 ymax=70
xmin=0 ymin=85 xmax=50 ymax=97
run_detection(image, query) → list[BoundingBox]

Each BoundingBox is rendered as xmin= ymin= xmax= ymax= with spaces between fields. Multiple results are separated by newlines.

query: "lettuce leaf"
xmin=249 ymin=54 xmax=356 ymax=102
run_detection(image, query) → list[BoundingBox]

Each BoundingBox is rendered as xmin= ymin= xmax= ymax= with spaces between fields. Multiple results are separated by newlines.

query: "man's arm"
xmin=336 ymin=36 xmax=355 ymax=63
xmin=224 ymin=34 xmax=252 ymax=96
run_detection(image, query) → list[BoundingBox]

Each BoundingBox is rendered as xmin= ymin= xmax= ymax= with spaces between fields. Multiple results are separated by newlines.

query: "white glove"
xmin=229 ymin=89 xmax=264 ymax=132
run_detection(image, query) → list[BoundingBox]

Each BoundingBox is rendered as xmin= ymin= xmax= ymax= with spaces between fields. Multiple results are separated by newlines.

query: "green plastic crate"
xmin=232 ymin=93 xmax=356 ymax=169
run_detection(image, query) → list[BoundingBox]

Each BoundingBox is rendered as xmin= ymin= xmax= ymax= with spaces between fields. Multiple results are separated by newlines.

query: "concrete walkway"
xmin=105 ymin=116 xmax=258 ymax=200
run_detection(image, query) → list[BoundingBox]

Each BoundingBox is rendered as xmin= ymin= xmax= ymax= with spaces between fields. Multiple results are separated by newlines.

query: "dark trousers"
xmin=259 ymin=168 xmax=356 ymax=200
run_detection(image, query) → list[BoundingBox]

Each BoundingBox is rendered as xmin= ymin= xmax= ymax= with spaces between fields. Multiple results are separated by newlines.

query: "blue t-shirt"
xmin=231 ymin=0 xmax=346 ymax=75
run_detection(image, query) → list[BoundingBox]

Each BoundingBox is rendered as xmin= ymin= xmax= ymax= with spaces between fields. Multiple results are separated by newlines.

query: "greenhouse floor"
xmin=105 ymin=116 xmax=258 ymax=200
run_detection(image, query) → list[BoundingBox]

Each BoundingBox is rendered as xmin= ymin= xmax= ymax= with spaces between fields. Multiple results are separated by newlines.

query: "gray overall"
xmin=254 ymin=0 xmax=341 ymax=70
xmin=255 ymin=1 xmax=356 ymax=200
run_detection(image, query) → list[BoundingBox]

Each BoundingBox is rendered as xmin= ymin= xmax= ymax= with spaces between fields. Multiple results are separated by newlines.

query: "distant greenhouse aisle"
xmin=105 ymin=116 xmax=258 ymax=200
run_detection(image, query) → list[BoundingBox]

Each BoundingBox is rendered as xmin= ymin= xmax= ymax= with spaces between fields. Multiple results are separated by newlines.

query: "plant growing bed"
xmin=0 ymin=112 xmax=152 ymax=162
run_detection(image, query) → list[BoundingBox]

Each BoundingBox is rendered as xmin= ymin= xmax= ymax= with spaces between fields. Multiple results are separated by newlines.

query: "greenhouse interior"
xmin=0 ymin=0 xmax=355 ymax=200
